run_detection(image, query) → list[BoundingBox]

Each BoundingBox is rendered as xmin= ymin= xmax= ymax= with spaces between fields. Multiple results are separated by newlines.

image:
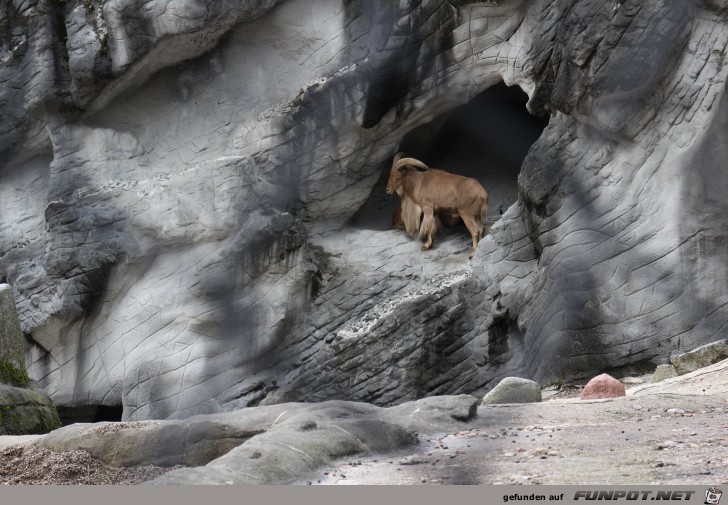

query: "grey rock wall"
xmin=471 ymin=0 xmax=728 ymax=384
xmin=1 ymin=0 xmax=728 ymax=420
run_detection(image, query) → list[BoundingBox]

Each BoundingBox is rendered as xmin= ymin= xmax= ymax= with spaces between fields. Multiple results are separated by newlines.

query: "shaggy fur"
xmin=386 ymin=154 xmax=489 ymax=258
xmin=393 ymin=198 xmax=462 ymax=235
xmin=399 ymin=195 xmax=423 ymax=237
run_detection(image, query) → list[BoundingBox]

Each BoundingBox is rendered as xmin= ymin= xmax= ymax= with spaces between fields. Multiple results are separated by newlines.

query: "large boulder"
xmin=2 ymin=0 xmax=728 ymax=420
xmin=0 ymin=384 xmax=60 ymax=435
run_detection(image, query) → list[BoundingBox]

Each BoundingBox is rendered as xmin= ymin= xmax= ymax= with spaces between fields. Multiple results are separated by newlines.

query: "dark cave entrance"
xmin=349 ymin=82 xmax=548 ymax=231
xmin=56 ymin=404 xmax=123 ymax=425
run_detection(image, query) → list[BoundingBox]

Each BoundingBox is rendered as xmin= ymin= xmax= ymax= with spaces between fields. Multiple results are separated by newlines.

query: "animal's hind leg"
xmin=460 ymin=213 xmax=480 ymax=259
xmin=477 ymin=215 xmax=485 ymax=240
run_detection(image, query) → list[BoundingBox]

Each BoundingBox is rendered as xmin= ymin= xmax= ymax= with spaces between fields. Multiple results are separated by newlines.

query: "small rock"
xmin=481 ymin=377 xmax=542 ymax=405
xmin=580 ymin=374 xmax=626 ymax=400
xmin=398 ymin=456 xmax=426 ymax=465
xmin=652 ymin=364 xmax=678 ymax=383
xmin=530 ymin=447 xmax=559 ymax=457
xmin=656 ymin=440 xmax=678 ymax=450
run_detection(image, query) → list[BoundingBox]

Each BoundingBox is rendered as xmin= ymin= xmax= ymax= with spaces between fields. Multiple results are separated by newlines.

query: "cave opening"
xmin=349 ymin=82 xmax=548 ymax=233
xmin=56 ymin=404 xmax=124 ymax=425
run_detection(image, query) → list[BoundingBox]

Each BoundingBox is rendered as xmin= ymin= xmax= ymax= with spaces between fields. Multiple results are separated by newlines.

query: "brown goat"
xmin=386 ymin=154 xmax=489 ymax=258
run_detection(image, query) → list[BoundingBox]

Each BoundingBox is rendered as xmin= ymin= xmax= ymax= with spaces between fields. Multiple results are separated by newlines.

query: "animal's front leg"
xmin=420 ymin=206 xmax=436 ymax=251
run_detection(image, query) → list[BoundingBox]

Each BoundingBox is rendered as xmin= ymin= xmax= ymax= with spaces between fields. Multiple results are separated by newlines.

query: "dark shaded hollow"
xmin=56 ymin=404 xmax=124 ymax=425
xmin=348 ymin=82 xmax=548 ymax=232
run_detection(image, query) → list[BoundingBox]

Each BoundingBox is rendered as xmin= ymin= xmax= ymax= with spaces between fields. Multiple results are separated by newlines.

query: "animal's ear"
xmin=397 ymin=165 xmax=409 ymax=174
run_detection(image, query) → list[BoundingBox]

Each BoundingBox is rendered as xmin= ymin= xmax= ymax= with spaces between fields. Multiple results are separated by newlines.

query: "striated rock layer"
xmin=1 ymin=0 xmax=728 ymax=420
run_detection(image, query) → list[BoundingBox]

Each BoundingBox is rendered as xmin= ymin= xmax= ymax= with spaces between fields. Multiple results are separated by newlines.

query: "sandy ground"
xmin=293 ymin=367 xmax=728 ymax=486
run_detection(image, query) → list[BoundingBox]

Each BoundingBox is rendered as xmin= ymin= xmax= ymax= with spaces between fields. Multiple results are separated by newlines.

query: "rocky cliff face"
xmin=1 ymin=0 xmax=727 ymax=421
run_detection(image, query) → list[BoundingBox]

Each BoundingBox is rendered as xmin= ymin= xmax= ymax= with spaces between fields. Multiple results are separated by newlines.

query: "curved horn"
xmin=392 ymin=152 xmax=405 ymax=166
xmin=393 ymin=157 xmax=430 ymax=172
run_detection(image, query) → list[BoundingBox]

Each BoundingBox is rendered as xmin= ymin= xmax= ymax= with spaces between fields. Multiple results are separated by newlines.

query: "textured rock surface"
xmin=0 ymin=285 xmax=28 ymax=386
xmin=2 ymin=0 xmax=728 ymax=420
xmin=25 ymin=395 xmax=478 ymax=484
xmin=580 ymin=374 xmax=626 ymax=400
xmin=481 ymin=377 xmax=541 ymax=404
xmin=670 ymin=339 xmax=728 ymax=375
xmin=629 ymin=357 xmax=728 ymax=397
xmin=0 ymin=384 xmax=60 ymax=435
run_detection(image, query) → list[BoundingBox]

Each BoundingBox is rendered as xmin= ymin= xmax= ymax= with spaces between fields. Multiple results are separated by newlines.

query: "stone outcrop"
xmin=25 ymin=395 xmax=478 ymax=484
xmin=670 ymin=339 xmax=728 ymax=375
xmin=0 ymin=285 xmax=28 ymax=387
xmin=2 ymin=0 xmax=728 ymax=420
xmin=629 ymin=357 xmax=728 ymax=397
xmin=0 ymin=285 xmax=60 ymax=434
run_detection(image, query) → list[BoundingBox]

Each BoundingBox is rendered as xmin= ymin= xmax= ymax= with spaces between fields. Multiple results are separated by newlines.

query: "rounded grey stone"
xmin=481 ymin=377 xmax=542 ymax=405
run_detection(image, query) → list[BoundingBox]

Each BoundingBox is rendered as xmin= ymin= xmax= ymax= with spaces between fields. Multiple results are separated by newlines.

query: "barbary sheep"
xmin=386 ymin=153 xmax=489 ymax=258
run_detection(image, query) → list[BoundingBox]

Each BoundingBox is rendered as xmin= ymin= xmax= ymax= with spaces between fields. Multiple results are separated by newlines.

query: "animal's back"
xmin=418 ymin=170 xmax=487 ymax=212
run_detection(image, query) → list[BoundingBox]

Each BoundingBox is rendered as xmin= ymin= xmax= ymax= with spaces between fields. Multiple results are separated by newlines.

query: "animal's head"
xmin=386 ymin=154 xmax=429 ymax=195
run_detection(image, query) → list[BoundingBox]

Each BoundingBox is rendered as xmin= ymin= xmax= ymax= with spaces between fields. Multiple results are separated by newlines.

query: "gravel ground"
xmin=0 ymin=445 xmax=181 ymax=485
